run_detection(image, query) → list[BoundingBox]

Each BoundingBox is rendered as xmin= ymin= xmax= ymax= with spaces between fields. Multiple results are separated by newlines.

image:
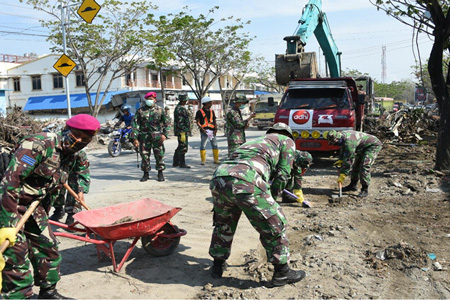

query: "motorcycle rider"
xmin=114 ymin=105 xmax=134 ymax=128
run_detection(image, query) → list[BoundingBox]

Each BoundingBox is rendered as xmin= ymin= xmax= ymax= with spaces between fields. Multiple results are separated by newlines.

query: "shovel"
xmin=63 ymin=183 xmax=91 ymax=210
xmin=0 ymin=200 xmax=40 ymax=254
xmin=331 ymin=182 xmax=346 ymax=203
xmin=283 ymin=189 xmax=312 ymax=208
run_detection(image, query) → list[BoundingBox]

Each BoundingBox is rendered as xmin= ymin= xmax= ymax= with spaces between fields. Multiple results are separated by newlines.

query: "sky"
xmin=0 ymin=0 xmax=435 ymax=84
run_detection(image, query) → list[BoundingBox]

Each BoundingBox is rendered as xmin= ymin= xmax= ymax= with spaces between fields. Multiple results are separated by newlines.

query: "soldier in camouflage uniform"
xmin=49 ymin=149 xmax=90 ymax=225
xmin=132 ymin=92 xmax=170 ymax=182
xmin=225 ymin=95 xmax=256 ymax=158
xmin=282 ymin=150 xmax=313 ymax=205
xmin=172 ymin=94 xmax=191 ymax=169
xmin=0 ymin=114 xmax=100 ymax=299
xmin=209 ymin=123 xmax=306 ymax=287
xmin=326 ymin=130 xmax=382 ymax=197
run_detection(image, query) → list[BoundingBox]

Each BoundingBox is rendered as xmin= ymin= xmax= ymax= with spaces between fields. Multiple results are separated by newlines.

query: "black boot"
xmin=173 ymin=152 xmax=180 ymax=167
xmin=157 ymin=170 xmax=165 ymax=182
xmin=358 ymin=185 xmax=369 ymax=197
xmin=65 ymin=213 xmax=75 ymax=225
xmin=342 ymin=180 xmax=358 ymax=192
xmin=140 ymin=171 xmax=149 ymax=182
xmin=179 ymin=154 xmax=191 ymax=169
xmin=269 ymin=263 xmax=306 ymax=287
xmin=210 ymin=259 xmax=226 ymax=279
xmin=38 ymin=284 xmax=71 ymax=299
xmin=49 ymin=207 xmax=65 ymax=221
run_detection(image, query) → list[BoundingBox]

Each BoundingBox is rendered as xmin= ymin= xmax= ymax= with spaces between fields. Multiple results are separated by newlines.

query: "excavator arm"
xmin=275 ymin=0 xmax=341 ymax=85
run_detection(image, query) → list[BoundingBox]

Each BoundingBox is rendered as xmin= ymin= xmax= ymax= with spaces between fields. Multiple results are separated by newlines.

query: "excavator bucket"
xmin=275 ymin=52 xmax=318 ymax=86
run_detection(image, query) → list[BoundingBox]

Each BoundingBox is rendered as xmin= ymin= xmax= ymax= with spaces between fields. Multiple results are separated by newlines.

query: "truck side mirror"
xmin=268 ymin=97 xmax=274 ymax=106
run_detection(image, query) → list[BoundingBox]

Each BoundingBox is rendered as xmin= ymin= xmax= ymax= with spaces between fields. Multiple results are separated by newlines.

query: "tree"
xmin=20 ymin=0 xmax=156 ymax=117
xmin=244 ymin=57 xmax=285 ymax=93
xmin=412 ymin=54 xmax=450 ymax=102
xmin=152 ymin=6 xmax=253 ymax=103
xmin=374 ymin=79 xmax=415 ymax=101
xmin=370 ymin=0 xmax=450 ymax=170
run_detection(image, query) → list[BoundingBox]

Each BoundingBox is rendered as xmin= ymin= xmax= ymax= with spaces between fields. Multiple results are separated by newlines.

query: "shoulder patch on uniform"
xmin=21 ymin=154 xmax=36 ymax=166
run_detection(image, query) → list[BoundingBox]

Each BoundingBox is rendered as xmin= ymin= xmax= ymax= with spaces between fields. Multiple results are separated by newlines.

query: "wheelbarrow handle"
xmin=0 ymin=200 xmax=40 ymax=254
xmin=63 ymin=183 xmax=91 ymax=210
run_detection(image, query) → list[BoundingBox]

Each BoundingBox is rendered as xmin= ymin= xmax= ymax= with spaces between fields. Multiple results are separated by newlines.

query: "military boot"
xmin=49 ymin=207 xmax=65 ymax=222
xmin=179 ymin=154 xmax=191 ymax=169
xmin=157 ymin=170 xmax=165 ymax=182
xmin=358 ymin=185 xmax=369 ymax=197
xmin=269 ymin=263 xmax=306 ymax=287
xmin=38 ymin=284 xmax=71 ymax=299
xmin=140 ymin=171 xmax=149 ymax=182
xmin=210 ymin=259 xmax=226 ymax=279
xmin=65 ymin=213 xmax=75 ymax=225
xmin=172 ymin=152 xmax=180 ymax=167
xmin=342 ymin=180 xmax=358 ymax=192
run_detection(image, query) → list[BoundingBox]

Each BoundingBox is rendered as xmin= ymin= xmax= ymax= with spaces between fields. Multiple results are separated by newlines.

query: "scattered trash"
xmin=393 ymin=182 xmax=403 ymax=188
xmin=425 ymin=187 xmax=442 ymax=193
xmin=427 ymin=253 xmax=436 ymax=260
xmin=376 ymin=250 xmax=386 ymax=261
xmin=433 ymin=262 xmax=443 ymax=271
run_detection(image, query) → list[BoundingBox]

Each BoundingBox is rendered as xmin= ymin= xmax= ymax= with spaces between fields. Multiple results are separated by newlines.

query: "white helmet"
xmin=201 ymin=96 xmax=212 ymax=104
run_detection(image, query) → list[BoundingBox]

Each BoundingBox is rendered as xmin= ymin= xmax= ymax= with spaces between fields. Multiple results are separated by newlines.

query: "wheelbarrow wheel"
xmin=141 ymin=223 xmax=180 ymax=257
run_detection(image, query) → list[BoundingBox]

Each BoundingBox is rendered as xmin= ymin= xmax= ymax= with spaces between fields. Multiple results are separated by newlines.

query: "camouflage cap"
xmin=266 ymin=122 xmax=294 ymax=140
xmin=294 ymin=150 xmax=313 ymax=169
xmin=178 ymin=94 xmax=188 ymax=101
xmin=325 ymin=130 xmax=343 ymax=142
xmin=234 ymin=94 xmax=248 ymax=103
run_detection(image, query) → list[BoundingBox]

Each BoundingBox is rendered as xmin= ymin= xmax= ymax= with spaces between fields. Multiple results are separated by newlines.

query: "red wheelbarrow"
xmin=49 ymin=198 xmax=187 ymax=272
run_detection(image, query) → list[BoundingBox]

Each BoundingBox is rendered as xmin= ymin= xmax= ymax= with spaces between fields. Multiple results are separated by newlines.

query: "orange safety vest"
xmin=200 ymin=109 xmax=215 ymax=129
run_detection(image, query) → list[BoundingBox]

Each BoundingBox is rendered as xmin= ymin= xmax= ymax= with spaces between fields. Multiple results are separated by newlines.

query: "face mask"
xmin=62 ymin=129 xmax=89 ymax=154
xmin=145 ymin=99 xmax=155 ymax=107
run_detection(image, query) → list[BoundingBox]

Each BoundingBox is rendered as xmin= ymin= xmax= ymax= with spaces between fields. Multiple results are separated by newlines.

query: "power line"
xmin=0 ymin=30 xmax=49 ymax=38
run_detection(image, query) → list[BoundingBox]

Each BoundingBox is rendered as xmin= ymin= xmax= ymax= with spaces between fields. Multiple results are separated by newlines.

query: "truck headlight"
xmin=301 ymin=131 xmax=310 ymax=138
xmin=311 ymin=131 xmax=321 ymax=139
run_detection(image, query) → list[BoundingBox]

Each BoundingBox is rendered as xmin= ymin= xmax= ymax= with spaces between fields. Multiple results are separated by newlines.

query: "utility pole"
xmin=381 ymin=46 xmax=387 ymax=84
xmin=61 ymin=4 xmax=72 ymax=118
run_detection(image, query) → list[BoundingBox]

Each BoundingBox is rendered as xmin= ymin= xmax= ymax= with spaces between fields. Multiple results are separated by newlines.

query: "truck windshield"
xmin=255 ymin=102 xmax=279 ymax=113
xmin=280 ymin=88 xmax=350 ymax=110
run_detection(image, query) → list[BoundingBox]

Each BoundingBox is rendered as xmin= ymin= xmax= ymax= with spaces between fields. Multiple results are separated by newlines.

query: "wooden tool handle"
xmin=63 ymin=183 xmax=90 ymax=210
xmin=0 ymin=200 xmax=40 ymax=254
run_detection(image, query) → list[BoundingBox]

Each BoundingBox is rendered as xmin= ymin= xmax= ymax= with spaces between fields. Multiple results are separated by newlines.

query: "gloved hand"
xmin=0 ymin=228 xmax=17 ymax=247
xmin=180 ymin=132 xmax=186 ymax=143
xmin=333 ymin=160 xmax=343 ymax=168
xmin=337 ymin=173 xmax=346 ymax=184
xmin=293 ymin=189 xmax=304 ymax=203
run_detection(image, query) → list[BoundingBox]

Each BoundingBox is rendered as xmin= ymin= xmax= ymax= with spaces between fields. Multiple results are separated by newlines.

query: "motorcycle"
xmin=107 ymin=127 xmax=136 ymax=157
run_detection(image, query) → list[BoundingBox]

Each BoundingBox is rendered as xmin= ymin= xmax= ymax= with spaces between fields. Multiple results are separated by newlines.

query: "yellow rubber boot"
xmin=200 ymin=150 xmax=206 ymax=165
xmin=213 ymin=149 xmax=220 ymax=164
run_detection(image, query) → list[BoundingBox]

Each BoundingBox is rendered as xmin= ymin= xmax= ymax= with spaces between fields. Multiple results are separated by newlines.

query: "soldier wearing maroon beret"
xmin=0 ymin=114 xmax=99 ymax=299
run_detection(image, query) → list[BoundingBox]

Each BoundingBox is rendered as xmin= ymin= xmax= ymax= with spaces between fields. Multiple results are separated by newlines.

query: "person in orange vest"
xmin=195 ymin=96 xmax=220 ymax=165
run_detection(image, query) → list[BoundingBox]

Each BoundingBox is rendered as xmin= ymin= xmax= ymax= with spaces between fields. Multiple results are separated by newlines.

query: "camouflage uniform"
xmin=0 ymin=132 xmax=84 ymax=298
xmin=52 ymin=150 xmax=90 ymax=215
xmin=286 ymin=150 xmax=313 ymax=192
xmin=225 ymin=106 xmax=250 ymax=158
xmin=187 ymin=106 xmax=195 ymax=135
xmin=337 ymin=130 xmax=382 ymax=186
xmin=209 ymin=134 xmax=296 ymax=265
xmin=173 ymin=102 xmax=191 ymax=158
xmin=131 ymin=104 xmax=170 ymax=171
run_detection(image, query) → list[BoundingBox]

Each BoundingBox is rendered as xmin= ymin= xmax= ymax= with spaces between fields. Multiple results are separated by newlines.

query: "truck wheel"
xmin=108 ymin=140 xmax=121 ymax=157
xmin=141 ymin=223 xmax=180 ymax=257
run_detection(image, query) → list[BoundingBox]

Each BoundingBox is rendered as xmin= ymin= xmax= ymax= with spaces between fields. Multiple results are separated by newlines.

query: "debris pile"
xmin=365 ymin=242 xmax=429 ymax=271
xmin=0 ymin=108 xmax=46 ymax=149
xmin=364 ymin=108 xmax=439 ymax=143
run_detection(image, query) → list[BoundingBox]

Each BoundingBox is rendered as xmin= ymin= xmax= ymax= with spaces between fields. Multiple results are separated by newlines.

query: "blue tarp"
xmin=254 ymin=91 xmax=272 ymax=95
xmin=23 ymin=91 xmax=128 ymax=111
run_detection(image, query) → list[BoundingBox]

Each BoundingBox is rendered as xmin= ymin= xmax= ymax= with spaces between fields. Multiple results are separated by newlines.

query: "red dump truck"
xmin=273 ymin=77 xmax=364 ymax=151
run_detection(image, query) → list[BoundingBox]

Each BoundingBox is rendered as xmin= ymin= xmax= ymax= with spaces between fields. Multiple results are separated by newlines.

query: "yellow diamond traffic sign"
xmin=77 ymin=0 xmax=101 ymax=24
xmin=53 ymin=54 xmax=76 ymax=77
